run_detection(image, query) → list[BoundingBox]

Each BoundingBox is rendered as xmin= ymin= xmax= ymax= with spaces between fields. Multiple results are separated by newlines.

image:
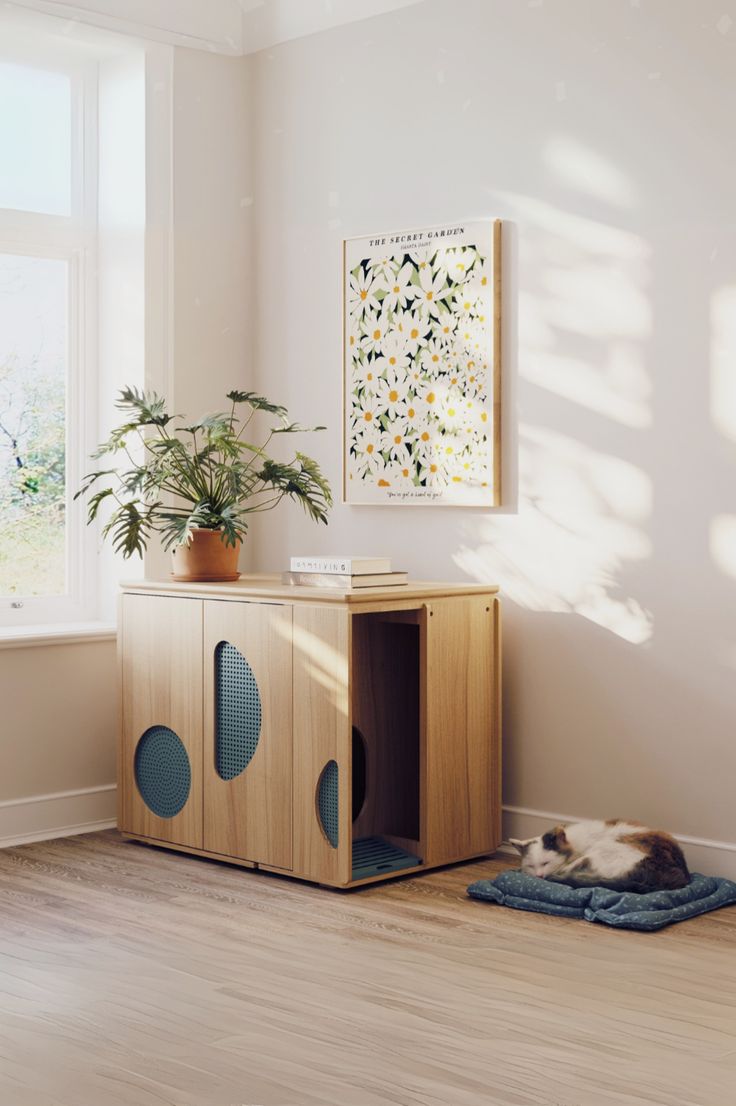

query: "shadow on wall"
xmin=453 ymin=142 xmax=736 ymax=837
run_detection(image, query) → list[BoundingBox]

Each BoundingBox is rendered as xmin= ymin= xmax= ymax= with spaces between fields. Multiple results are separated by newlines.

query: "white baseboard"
xmin=0 ymin=784 xmax=117 ymax=848
xmin=502 ymin=805 xmax=736 ymax=881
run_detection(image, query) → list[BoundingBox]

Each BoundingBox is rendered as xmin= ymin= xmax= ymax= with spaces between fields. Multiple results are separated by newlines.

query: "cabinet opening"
xmin=352 ymin=726 xmax=367 ymax=822
xmin=351 ymin=611 xmax=422 ymax=879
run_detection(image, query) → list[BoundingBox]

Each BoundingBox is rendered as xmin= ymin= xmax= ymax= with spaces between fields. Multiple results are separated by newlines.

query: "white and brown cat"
xmin=510 ymin=820 xmax=690 ymax=892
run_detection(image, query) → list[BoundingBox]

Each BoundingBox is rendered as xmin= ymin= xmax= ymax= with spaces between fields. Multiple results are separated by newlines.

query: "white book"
xmin=289 ymin=555 xmax=391 ymax=575
xmin=282 ymin=571 xmax=408 ymax=589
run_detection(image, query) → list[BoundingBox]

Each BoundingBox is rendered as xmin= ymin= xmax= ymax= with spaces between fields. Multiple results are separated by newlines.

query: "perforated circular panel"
xmin=215 ymin=641 xmax=262 ymax=780
xmin=134 ymin=725 xmax=191 ymax=819
xmin=317 ymin=759 xmax=339 ymax=848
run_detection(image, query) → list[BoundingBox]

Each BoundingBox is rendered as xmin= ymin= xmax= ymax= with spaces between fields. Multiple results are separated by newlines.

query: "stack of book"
xmin=282 ymin=556 xmax=408 ymax=589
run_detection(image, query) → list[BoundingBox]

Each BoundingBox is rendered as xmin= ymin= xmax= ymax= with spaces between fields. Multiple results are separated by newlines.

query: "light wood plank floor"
xmin=0 ymin=831 xmax=734 ymax=1106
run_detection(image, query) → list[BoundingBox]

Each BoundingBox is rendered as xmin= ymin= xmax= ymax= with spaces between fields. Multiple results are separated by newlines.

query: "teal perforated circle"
xmin=134 ymin=725 xmax=191 ymax=818
xmin=215 ymin=641 xmax=262 ymax=780
xmin=317 ymin=759 xmax=339 ymax=848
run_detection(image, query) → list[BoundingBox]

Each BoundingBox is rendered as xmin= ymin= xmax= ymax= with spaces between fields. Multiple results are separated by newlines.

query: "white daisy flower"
xmin=360 ymin=309 xmax=391 ymax=356
xmin=413 ymin=264 xmax=451 ymax=317
xmin=406 ymin=246 xmax=433 ymax=271
xmin=455 ymin=319 xmax=487 ymax=355
xmin=417 ymin=454 xmax=449 ymax=488
xmin=349 ymin=267 xmax=381 ymax=317
xmin=438 ymin=394 xmax=466 ymax=433
xmin=419 ymin=338 xmax=446 ymax=376
xmin=459 ymin=358 xmax=484 ymax=396
xmin=418 ymin=379 xmax=447 ymax=414
xmin=375 ymin=370 xmax=409 ymax=419
xmin=380 ymin=421 xmax=413 ymax=462
xmin=353 ymin=355 xmax=380 ymax=392
xmin=453 ymin=283 xmax=481 ymax=317
xmin=464 ymin=256 xmax=491 ymax=298
xmin=393 ymin=309 xmax=431 ymax=357
xmin=443 ymin=246 xmax=477 ymax=284
xmin=352 ymin=391 xmax=381 ymax=430
xmin=366 ymin=254 xmax=399 ymax=283
xmin=395 ymin=396 xmax=429 ymax=436
xmin=432 ymin=432 xmax=464 ymax=466
xmin=433 ymin=309 xmax=458 ymax=344
xmin=352 ymin=424 xmax=385 ymax=477
xmin=379 ymin=331 xmax=411 ymax=374
xmin=381 ymin=261 xmax=415 ymax=313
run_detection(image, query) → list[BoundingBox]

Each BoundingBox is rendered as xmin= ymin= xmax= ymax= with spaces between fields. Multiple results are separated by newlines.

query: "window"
xmin=0 ymin=39 xmax=97 ymax=627
xmin=0 ymin=16 xmax=160 ymax=630
xmin=0 ymin=253 xmax=67 ymax=597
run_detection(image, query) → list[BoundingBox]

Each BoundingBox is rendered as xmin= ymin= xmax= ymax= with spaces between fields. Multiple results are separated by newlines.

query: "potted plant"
xmin=76 ymin=387 xmax=331 ymax=581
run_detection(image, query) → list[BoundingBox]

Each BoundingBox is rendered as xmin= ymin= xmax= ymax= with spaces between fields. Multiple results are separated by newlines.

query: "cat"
xmin=509 ymin=819 xmax=690 ymax=892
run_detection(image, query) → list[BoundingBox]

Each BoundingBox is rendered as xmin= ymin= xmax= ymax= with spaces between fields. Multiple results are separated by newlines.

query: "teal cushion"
xmin=467 ymin=870 xmax=736 ymax=931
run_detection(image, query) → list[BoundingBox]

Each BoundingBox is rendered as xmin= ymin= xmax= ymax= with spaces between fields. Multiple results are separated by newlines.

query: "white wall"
xmin=171 ymin=48 xmax=254 ymax=417
xmin=249 ymin=0 xmax=736 ymax=872
xmin=0 ymin=639 xmax=118 ymax=842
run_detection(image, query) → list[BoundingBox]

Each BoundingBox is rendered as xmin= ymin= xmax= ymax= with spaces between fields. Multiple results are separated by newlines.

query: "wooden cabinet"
xmin=202 ymin=600 xmax=293 ymax=869
xmin=119 ymin=575 xmax=501 ymax=888
xmin=120 ymin=594 xmax=203 ymax=850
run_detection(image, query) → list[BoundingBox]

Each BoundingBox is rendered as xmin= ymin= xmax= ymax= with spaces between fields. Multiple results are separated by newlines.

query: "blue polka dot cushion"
xmin=467 ymin=870 xmax=736 ymax=931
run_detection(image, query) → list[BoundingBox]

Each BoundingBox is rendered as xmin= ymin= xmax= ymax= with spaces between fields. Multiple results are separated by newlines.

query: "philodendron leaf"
xmin=115 ymin=386 xmax=172 ymax=427
xmin=158 ymin=501 xmax=214 ymax=550
xmin=102 ymin=502 xmax=154 ymax=558
xmin=77 ymin=387 xmax=332 ymax=554
xmin=73 ymin=469 xmax=118 ymax=498
xmin=271 ymin=422 xmax=327 ymax=435
xmin=226 ymin=390 xmax=288 ymax=419
xmin=259 ymin=453 xmax=332 ymax=524
xmin=86 ymin=487 xmax=115 ymax=523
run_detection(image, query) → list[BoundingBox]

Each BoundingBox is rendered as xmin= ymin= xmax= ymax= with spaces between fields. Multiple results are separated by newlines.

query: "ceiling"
xmin=6 ymin=0 xmax=427 ymax=54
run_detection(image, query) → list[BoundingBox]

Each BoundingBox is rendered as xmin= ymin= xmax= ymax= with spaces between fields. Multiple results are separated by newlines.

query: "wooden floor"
xmin=0 ymin=832 xmax=735 ymax=1106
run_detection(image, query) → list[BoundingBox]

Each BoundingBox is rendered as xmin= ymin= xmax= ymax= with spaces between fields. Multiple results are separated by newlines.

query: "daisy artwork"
xmin=343 ymin=220 xmax=501 ymax=505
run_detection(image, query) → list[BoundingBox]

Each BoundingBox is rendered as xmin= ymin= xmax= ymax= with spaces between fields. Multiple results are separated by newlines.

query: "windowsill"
xmin=0 ymin=621 xmax=117 ymax=650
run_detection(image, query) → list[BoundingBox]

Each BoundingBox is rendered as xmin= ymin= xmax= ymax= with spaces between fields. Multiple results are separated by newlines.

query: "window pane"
xmin=0 ymin=63 xmax=72 ymax=216
xmin=0 ymin=254 xmax=67 ymax=597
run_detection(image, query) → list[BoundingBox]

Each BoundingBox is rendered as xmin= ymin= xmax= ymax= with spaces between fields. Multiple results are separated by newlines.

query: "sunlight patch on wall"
xmin=506 ymin=191 xmax=652 ymax=427
xmin=454 ymin=425 xmax=653 ymax=645
xmin=710 ymin=285 xmax=736 ymax=442
xmin=521 ymin=343 xmax=650 ymax=428
xmin=710 ymin=514 xmax=736 ymax=580
xmin=543 ymin=135 xmax=637 ymax=209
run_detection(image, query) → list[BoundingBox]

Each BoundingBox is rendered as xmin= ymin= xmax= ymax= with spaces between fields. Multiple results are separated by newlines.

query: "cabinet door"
xmin=424 ymin=595 xmax=499 ymax=865
xmin=203 ymin=600 xmax=293 ymax=869
xmin=120 ymin=594 xmax=203 ymax=849
xmin=292 ymin=605 xmax=352 ymax=886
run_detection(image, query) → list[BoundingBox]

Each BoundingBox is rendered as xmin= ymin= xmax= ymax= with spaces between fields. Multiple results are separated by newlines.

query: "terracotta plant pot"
xmin=170 ymin=528 xmax=241 ymax=582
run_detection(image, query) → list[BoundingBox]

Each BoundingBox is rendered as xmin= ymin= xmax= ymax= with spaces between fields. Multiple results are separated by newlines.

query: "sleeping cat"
xmin=509 ymin=820 xmax=690 ymax=892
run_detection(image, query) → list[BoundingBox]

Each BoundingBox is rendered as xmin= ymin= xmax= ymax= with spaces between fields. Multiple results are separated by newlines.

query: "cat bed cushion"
xmin=467 ymin=870 xmax=736 ymax=931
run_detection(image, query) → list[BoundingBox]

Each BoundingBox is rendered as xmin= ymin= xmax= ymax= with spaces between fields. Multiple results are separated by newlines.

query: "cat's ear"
xmin=543 ymin=826 xmax=569 ymax=852
xmin=509 ymin=837 xmax=534 ymax=854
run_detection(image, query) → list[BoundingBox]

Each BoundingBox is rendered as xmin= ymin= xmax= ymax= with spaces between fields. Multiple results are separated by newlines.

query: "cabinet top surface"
xmin=121 ymin=574 xmax=499 ymax=604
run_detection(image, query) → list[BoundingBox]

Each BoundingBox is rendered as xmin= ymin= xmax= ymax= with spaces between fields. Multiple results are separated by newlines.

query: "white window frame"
xmin=0 ymin=39 xmax=100 ymax=627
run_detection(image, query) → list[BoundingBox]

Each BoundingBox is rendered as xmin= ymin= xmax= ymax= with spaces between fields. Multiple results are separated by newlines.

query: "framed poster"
xmin=343 ymin=219 xmax=501 ymax=506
